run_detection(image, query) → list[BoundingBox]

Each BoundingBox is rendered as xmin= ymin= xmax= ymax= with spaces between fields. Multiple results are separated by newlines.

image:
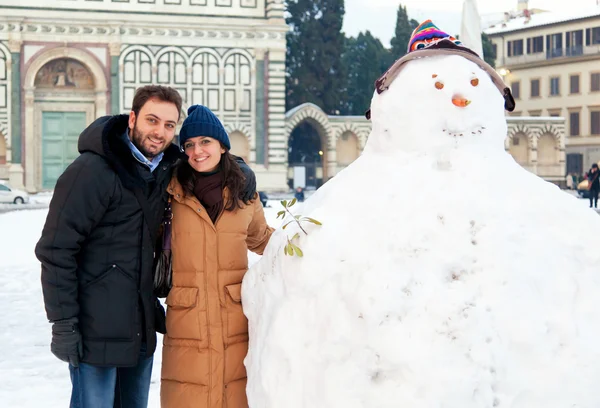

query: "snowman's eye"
xmin=471 ymin=78 xmax=479 ymax=87
xmin=435 ymin=81 xmax=444 ymax=90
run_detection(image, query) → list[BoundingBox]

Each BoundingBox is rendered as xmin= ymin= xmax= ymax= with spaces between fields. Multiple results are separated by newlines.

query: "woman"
xmin=161 ymin=105 xmax=274 ymax=408
xmin=588 ymin=163 xmax=600 ymax=208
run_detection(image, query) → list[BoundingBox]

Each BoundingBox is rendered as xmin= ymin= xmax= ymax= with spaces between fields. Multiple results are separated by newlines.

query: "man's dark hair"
xmin=131 ymin=85 xmax=183 ymax=120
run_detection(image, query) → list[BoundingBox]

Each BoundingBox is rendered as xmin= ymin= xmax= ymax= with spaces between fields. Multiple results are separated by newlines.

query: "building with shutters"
xmin=486 ymin=6 xmax=600 ymax=180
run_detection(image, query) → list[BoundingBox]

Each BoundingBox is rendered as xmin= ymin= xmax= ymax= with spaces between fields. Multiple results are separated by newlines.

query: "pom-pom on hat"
xmin=178 ymin=104 xmax=231 ymax=150
xmin=366 ymin=20 xmax=515 ymax=119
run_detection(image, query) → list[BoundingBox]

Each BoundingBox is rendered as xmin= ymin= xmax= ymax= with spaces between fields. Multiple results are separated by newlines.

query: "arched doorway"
xmin=336 ymin=131 xmax=360 ymax=171
xmin=509 ymin=133 xmax=528 ymax=165
xmin=537 ymin=134 xmax=557 ymax=165
xmin=24 ymin=47 xmax=107 ymax=191
xmin=288 ymin=121 xmax=325 ymax=189
xmin=229 ymin=131 xmax=249 ymax=163
xmin=35 ymin=58 xmax=95 ymax=189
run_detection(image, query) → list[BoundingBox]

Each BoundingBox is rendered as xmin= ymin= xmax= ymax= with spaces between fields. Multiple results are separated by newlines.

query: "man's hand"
xmin=50 ymin=318 xmax=83 ymax=367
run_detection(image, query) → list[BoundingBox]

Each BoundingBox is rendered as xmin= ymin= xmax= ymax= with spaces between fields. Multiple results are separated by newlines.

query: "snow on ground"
xmin=0 ymin=210 xmax=65 ymax=407
xmin=0 ymin=192 xmax=594 ymax=406
xmin=0 ymin=200 xmax=285 ymax=408
xmin=0 ymin=192 xmax=54 ymax=214
xmin=29 ymin=193 xmax=54 ymax=205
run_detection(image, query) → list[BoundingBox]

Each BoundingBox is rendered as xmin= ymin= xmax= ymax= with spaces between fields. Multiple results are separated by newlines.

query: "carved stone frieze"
xmin=0 ymin=22 xmax=286 ymax=41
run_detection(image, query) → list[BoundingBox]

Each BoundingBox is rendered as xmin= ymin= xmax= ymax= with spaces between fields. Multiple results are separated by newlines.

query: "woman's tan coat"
xmin=161 ymin=177 xmax=273 ymax=408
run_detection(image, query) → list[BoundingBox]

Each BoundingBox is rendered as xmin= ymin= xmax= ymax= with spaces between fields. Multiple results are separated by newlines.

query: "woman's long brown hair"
xmin=175 ymin=148 xmax=250 ymax=211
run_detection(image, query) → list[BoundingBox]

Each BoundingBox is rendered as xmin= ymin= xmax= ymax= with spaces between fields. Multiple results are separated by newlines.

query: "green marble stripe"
xmin=11 ymin=52 xmax=21 ymax=164
xmin=255 ymin=58 xmax=265 ymax=165
xmin=111 ymin=55 xmax=120 ymax=114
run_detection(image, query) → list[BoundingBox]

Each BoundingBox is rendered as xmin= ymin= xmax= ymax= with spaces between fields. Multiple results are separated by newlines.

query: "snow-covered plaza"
xmin=0 ymin=190 xmax=597 ymax=407
xmin=0 ymin=201 xmax=282 ymax=408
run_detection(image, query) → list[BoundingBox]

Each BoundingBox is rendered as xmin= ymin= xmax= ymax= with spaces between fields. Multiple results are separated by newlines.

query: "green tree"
xmin=389 ymin=5 xmax=417 ymax=60
xmin=341 ymin=31 xmax=389 ymax=115
xmin=455 ymin=32 xmax=498 ymax=68
xmin=481 ymin=32 xmax=497 ymax=67
xmin=285 ymin=0 xmax=347 ymax=114
xmin=410 ymin=18 xmax=420 ymax=30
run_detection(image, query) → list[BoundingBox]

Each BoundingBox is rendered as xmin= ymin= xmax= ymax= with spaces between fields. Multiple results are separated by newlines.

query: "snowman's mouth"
xmin=443 ymin=126 xmax=486 ymax=138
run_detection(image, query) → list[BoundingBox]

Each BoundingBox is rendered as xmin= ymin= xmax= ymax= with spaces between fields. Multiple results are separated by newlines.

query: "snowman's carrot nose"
xmin=452 ymin=96 xmax=471 ymax=107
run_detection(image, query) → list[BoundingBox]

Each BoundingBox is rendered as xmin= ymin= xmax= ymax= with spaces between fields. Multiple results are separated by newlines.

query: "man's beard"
xmin=131 ymin=123 xmax=165 ymax=159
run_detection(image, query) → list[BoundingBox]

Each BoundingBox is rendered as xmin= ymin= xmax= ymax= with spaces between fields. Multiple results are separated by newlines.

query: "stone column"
xmin=264 ymin=49 xmax=289 ymax=190
xmin=109 ymin=42 xmax=121 ymax=115
xmin=254 ymin=48 xmax=266 ymax=166
xmin=7 ymin=38 xmax=23 ymax=189
xmin=530 ymin=132 xmax=538 ymax=175
xmin=557 ymin=122 xmax=566 ymax=170
xmin=326 ymin=149 xmax=337 ymax=179
xmin=255 ymin=7 xmax=288 ymax=190
xmin=266 ymin=0 xmax=285 ymax=20
xmin=23 ymin=89 xmax=35 ymax=192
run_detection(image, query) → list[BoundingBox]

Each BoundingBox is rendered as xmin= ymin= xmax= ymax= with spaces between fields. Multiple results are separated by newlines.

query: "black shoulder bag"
xmin=131 ymin=188 xmax=173 ymax=295
xmin=153 ymin=198 xmax=173 ymax=298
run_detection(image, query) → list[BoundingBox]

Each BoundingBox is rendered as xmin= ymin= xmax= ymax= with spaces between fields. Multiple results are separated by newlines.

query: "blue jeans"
xmin=68 ymin=345 xmax=153 ymax=408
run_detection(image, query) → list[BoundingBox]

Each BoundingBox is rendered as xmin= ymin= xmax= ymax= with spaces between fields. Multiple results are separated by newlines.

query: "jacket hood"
xmin=78 ymin=115 xmax=128 ymax=157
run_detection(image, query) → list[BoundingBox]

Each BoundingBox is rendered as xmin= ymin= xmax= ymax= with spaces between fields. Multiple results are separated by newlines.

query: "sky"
xmin=343 ymin=0 xmax=599 ymax=47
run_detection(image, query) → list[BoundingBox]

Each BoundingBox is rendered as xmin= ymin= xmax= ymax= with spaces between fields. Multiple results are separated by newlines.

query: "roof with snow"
xmin=484 ymin=7 xmax=600 ymax=36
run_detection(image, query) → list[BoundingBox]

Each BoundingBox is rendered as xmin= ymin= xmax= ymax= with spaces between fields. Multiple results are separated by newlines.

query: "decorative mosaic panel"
xmin=34 ymin=58 xmax=95 ymax=89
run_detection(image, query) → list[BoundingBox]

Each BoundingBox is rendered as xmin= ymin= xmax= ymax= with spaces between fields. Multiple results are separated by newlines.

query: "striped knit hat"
xmin=368 ymin=20 xmax=515 ymax=118
xmin=407 ymin=20 xmax=463 ymax=53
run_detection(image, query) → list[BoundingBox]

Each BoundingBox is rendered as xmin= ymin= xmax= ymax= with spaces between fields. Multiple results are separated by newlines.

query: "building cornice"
xmin=0 ymin=4 xmax=265 ymax=19
xmin=498 ymin=52 xmax=600 ymax=70
xmin=486 ymin=13 xmax=600 ymax=37
xmin=0 ymin=20 xmax=287 ymax=42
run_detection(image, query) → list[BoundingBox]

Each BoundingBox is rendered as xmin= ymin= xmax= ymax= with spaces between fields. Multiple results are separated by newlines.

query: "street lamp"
xmin=497 ymin=67 xmax=511 ymax=77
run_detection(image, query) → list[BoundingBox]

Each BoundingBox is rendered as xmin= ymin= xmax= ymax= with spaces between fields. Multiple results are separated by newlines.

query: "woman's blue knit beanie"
xmin=178 ymin=105 xmax=230 ymax=150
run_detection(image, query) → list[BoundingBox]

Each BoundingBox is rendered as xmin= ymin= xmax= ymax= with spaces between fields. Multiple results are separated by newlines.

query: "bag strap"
xmin=162 ymin=197 xmax=173 ymax=251
xmin=132 ymin=187 xmax=160 ymax=245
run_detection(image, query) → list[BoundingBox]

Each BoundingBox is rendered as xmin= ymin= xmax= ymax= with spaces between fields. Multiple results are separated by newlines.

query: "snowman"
xmin=243 ymin=20 xmax=600 ymax=408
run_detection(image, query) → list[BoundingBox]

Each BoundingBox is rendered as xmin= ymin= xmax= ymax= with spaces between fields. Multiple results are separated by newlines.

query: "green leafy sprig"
xmin=276 ymin=198 xmax=322 ymax=257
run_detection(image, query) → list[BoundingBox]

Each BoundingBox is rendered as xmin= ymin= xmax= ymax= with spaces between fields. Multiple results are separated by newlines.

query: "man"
xmin=294 ymin=186 xmax=305 ymax=202
xmin=35 ymin=85 xmax=256 ymax=408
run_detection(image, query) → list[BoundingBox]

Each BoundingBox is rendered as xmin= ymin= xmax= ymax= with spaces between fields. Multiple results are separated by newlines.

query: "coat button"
xmin=176 ymin=194 xmax=180 ymax=198
xmin=197 ymin=208 xmax=201 ymax=212
xmin=112 ymin=265 xmax=116 ymax=268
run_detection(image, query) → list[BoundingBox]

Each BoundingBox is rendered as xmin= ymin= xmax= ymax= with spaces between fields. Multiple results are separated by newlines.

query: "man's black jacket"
xmin=37 ymin=114 xmax=181 ymax=367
